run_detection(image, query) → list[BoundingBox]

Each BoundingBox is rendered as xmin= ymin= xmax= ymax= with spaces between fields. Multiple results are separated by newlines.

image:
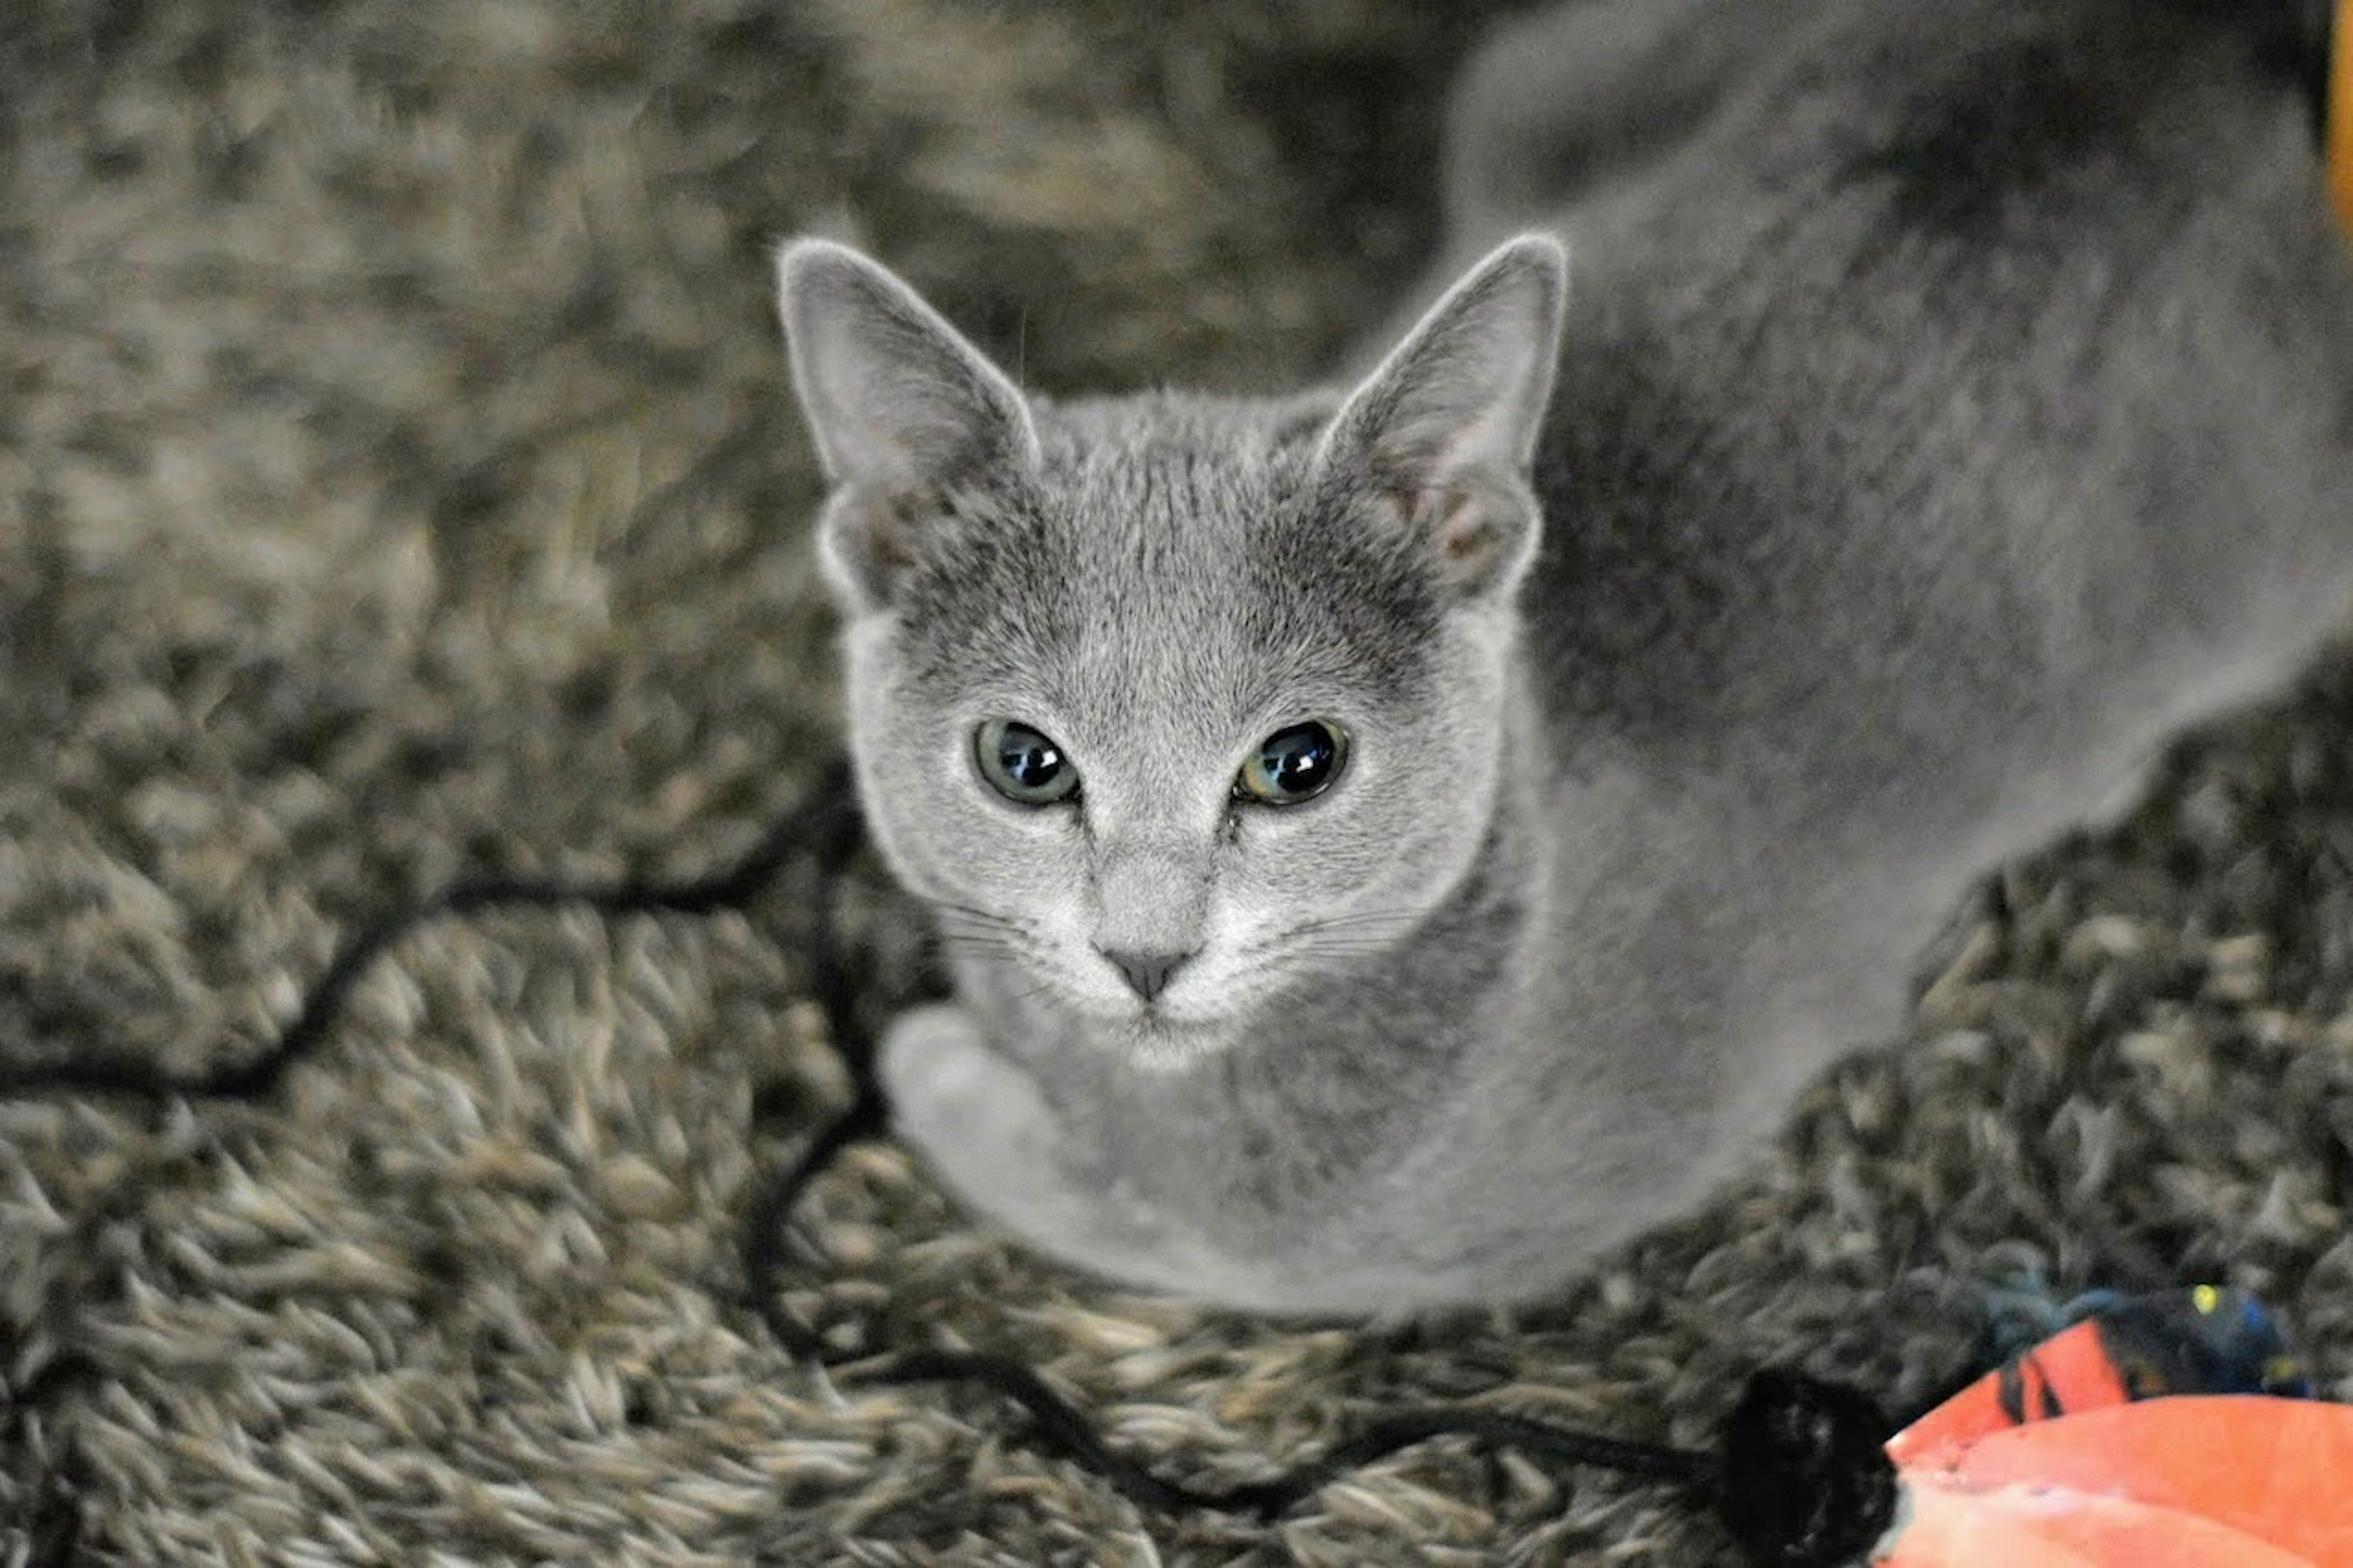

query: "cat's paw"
xmin=876 ymin=1004 xmax=1241 ymax=1294
xmin=877 ymin=1003 xmax=1063 ymax=1200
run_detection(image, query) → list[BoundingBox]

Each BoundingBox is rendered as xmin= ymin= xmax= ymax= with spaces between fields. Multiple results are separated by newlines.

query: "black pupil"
xmin=999 ymin=727 xmax=1064 ymax=792
xmin=1260 ymin=725 xmax=1334 ymax=797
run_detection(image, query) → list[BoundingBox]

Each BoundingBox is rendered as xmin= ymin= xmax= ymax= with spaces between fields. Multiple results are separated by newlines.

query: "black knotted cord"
xmin=0 ymin=757 xmax=1894 ymax=1566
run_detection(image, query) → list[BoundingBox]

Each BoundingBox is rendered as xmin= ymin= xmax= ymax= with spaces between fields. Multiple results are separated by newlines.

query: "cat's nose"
xmin=1098 ymin=946 xmax=1196 ymax=1003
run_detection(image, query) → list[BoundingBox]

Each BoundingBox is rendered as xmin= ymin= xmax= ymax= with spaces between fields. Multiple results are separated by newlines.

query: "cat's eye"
xmin=1235 ymin=721 xmax=1348 ymax=806
xmin=976 ymin=719 xmax=1080 ymax=806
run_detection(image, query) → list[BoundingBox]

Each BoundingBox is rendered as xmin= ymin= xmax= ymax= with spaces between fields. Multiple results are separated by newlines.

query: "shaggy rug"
xmin=5 ymin=2 xmax=2351 ymax=1562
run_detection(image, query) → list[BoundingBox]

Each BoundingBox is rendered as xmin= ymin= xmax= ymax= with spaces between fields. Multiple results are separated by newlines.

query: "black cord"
xmin=866 ymin=1348 xmax=1720 ymax=1521
xmin=0 ymin=759 xmax=857 ymax=1102
xmin=740 ymin=1080 xmax=1893 ymax=1565
xmin=743 ymin=1090 xmax=1729 ymax=1528
xmin=0 ymin=752 xmax=1893 ymax=1565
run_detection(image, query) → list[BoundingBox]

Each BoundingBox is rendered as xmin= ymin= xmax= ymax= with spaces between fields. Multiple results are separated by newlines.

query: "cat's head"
xmin=779 ymin=237 xmax=1564 ymax=1059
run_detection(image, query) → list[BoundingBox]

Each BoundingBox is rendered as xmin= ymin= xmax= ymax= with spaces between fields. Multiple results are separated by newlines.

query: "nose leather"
xmin=1099 ymin=947 xmax=1195 ymax=1003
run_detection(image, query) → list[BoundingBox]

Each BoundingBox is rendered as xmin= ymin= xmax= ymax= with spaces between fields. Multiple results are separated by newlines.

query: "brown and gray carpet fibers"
xmin=5 ymin=2 xmax=2352 ymax=1562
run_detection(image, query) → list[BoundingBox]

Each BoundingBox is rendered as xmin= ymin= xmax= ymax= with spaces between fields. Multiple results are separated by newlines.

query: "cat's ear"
xmin=1316 ymin=235 xmax=1565 ymax=599
xmin=778 ymin=239 xmax=1039 ymax=610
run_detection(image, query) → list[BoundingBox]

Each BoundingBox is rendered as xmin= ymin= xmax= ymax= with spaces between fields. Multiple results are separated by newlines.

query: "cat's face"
xmin=781 ymin=239 xmax=1564 ymax=1058
xmin=832 ymin=398 xmax=1526 ymax=1050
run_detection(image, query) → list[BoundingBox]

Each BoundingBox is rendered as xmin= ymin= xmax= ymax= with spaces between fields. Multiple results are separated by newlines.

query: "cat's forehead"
xmin=892 ymin=392 xmax=1439 ymax=717
xmin=1036 ymin=392 xmax=1322 ymax=514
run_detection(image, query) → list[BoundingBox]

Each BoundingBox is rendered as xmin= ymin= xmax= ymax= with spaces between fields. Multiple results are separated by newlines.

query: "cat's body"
xmin=781 ymin=0 xmax=2353 ymax=1312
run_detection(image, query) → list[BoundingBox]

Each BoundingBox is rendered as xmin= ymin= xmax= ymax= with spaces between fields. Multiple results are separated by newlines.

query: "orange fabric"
xmin=1879 ymin=1398 xmax=2353 ymax=1566
xmin=1885 ymin=1483 xmax=2316 ymax=1567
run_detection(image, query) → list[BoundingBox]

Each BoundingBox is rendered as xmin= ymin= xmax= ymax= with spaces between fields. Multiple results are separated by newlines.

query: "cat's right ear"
xmin=1315 ymin=235 xmax=1566 ymax=601
xmin=778 ymin=240 xmax=1039 ymax=611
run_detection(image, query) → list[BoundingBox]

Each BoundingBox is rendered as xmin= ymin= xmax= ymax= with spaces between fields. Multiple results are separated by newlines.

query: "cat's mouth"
xmin=1112 ymin=1004 xmax=1240 ymax=1070
xmin=1075 ymin=982 xmax=1226 ymax=1031
xmin=1062 ymin=971 xmax=1247 ymax=1058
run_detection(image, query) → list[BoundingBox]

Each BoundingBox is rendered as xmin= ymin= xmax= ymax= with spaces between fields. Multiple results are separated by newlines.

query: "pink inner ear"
xmin=1436 ymin=490 xmax=1498 ymax=563
xmin=870 ymin=494 xmax=921 ymax=572
xmin=1415 ymin=474 xmax=1534 ymax=593
xmin=823 ymin=483 xmax=936 ymax=604
xmin=859 ymin=487 xmax=926 ymax=569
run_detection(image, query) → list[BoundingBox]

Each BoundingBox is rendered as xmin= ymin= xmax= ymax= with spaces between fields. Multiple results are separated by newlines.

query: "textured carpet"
xmin=6 ymin=2 xmax=2353 ymax=1562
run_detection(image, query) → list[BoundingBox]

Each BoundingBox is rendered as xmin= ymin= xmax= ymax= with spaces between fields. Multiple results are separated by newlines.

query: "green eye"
xmin=976 ymin=719 xmax=1080 ymax=805
xmin=1236 ymin=721 xmax=1348 ymax=806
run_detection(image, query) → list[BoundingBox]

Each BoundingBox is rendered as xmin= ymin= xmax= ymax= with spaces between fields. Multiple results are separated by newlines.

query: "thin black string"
xmin=741 ymin=1130 xmax=1725 ymax=1519
xmin=0 ymin=759 xmax=858 ymax=1102
xmin=0 ymin=754 xmax=1842 ymax=1553
xmin=741 ymin=1099 xmax=1724 ymax=1521
xmin=862 ymin=1349 xmax=1720 ymax=1520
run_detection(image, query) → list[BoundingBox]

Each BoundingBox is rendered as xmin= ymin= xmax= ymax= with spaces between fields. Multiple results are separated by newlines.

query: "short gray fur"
xmin=778 ymin=0 xmax=2353 ymax=1313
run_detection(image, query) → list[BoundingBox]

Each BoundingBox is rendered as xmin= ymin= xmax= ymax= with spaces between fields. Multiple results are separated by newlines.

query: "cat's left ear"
xmin=1316 ymin=235 xmax=1566 ymax=599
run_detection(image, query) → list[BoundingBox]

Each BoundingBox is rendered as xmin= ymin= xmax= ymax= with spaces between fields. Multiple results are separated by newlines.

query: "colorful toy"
xmin=1862 ymin=1287 xmax=2353 ymax=1566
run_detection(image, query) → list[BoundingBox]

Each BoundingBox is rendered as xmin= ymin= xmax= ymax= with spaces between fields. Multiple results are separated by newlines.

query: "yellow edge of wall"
xmin=2333 ymin=0 xmax=2353 ymax=237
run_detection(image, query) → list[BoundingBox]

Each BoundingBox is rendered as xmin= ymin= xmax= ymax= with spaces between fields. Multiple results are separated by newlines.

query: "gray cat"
xmin=776 ymin=0 xmax=2353 ymax=1313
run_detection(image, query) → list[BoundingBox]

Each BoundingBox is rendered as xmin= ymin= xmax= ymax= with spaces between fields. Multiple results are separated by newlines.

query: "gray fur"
xmin=780 ymin=0 xmax=2353 ymax=1312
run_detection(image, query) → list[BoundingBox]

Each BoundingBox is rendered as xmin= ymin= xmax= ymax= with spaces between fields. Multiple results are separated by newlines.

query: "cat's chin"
xmin=1059 ymin=994 xmax=1243 ymax=1070
xmin=1118 ymin=1015 xmax=1241 ymax=1073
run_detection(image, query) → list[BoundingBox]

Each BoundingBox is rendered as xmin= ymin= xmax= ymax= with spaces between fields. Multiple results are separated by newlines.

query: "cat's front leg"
xmin=877 ymin=1003 xmax=1263 ymax=1298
